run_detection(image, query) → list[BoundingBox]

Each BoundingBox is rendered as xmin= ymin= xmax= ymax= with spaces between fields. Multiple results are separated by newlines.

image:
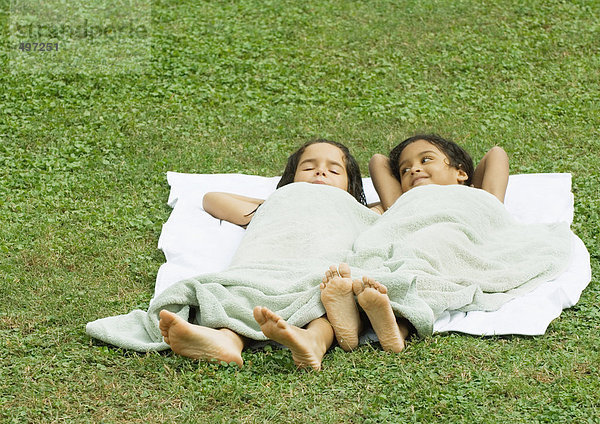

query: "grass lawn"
xmin=1 ymin=0 xmax=599 ymax=422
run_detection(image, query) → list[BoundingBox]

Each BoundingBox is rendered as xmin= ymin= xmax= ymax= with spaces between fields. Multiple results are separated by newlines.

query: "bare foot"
xmin=158 ymin=310 xmax=244 ymax=366
xmin=253 ymin=306 xmax=333 ymax=370
xmin=353 ymin=277 xmax=407 ymax=353
xmin=320 ymin=263 xmax=361 ymax=351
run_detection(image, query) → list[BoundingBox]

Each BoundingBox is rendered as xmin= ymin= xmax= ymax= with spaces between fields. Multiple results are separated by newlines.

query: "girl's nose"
xmin=411 ymin=164 xmax=422 ymax=174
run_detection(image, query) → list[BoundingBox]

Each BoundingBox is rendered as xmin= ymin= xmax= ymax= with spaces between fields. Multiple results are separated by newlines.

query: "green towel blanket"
xmin=86 ymin=182 xmax=571 ymax=351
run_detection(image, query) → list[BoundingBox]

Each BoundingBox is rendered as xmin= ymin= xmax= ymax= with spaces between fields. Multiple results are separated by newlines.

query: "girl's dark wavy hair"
xmin=389 ymin=134 xmax=475 ymax=187
xmin=276 ymin=139 xmax=367 ymax=206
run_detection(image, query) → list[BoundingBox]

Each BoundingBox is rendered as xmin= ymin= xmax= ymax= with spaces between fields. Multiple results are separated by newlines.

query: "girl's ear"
xmin=456 ymin=168 xmax=469 ymax=184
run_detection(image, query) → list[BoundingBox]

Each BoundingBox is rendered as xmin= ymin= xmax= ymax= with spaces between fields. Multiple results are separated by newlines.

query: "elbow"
xmin=489 ymin=146 xmax=510 ymax=171
xmin=369 ymin=154 xmax=389 ymax=174
xmin=491 ymin=146 xmax=509 ymax=161
xmin=202 ymin=192 xmax=218 ymax=213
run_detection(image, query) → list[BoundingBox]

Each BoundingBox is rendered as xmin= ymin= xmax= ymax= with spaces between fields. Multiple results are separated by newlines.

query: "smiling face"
xmin=292 ymin=142 xmax=349 ymax=192
xmin=397 ymin=139 xmax=468 ymax=193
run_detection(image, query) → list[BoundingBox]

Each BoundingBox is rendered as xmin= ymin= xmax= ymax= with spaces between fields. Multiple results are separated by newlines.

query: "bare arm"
xmin=472 ymin=146 xmax=509 ymax=203
xmin=202 ymin=192 xmax=264 ymax=227
xmin=369 ymin=153 xmax=402 ymax=211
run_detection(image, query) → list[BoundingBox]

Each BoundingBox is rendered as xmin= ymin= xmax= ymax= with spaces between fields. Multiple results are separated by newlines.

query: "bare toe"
xmin=253 ymin=306 xmax=267 ymax=325
xmin=363 ymin=276 xmax=387 ymax=294
xmin=338 ymin=263 xmax=351 ymax=278
xmin=352 ymin=278 xmax=365 ymax=296
xmin=323 ymin=265 xmax=340 ymax=286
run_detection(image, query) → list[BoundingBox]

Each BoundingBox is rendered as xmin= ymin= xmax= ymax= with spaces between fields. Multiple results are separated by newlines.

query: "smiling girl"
xmin=325 ymin=134 xmax=509 ymax=352
xmin=369 ymin=133 xmax=509 ymax=210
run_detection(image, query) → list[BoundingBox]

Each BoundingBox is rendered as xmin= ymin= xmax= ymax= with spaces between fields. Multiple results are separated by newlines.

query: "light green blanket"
xmin=86 ymin=183 xmax=571 ymax=350
xmin=86 ymin=183 xmax=378 ymax=351
xmin=346 ymin=184 xmax=572 ymax=336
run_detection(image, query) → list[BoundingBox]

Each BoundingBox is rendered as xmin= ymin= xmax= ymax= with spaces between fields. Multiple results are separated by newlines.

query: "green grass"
xmin=1 ymin=0 xmax=599 ymax=422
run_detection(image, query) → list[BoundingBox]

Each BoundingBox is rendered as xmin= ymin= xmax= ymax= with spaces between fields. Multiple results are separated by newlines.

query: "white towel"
xmin=154 ymin=172 xmax=591 ymax=336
